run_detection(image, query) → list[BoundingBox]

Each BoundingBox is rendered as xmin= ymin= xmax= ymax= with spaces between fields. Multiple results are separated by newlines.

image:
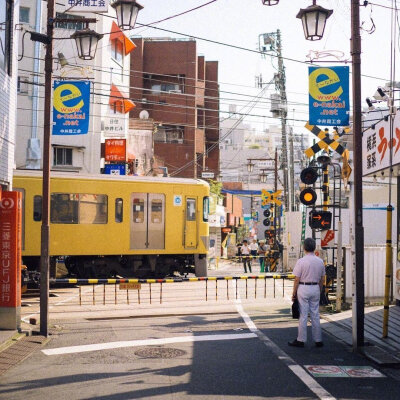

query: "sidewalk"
xmin=321 ymin=304 xmax=400 ymax=365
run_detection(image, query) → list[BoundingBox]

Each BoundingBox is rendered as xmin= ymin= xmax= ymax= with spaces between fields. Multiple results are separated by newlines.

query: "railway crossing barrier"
xmin=51 ymin=274 xmax=294 ymax=306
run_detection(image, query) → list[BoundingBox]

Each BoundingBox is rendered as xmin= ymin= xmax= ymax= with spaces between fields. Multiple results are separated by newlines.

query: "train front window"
xmin=186 ymin=198 xmax=196 ymax=221
xmin=203 ymin=197 xmax=209 ymax=221
xmin=50 ymin=193 xmax=108 ymax=224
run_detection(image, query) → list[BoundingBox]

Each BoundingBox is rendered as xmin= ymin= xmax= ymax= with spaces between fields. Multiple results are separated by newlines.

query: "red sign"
xmin=105 ymin=139 xmax=126 ymax=162
xmin=0 ymin=192 xmax=22 ymax=308
xmin=222 ymin=227 xmax=231 ymax=233
xmin=321 ymin=229 xmax=335 ymax=247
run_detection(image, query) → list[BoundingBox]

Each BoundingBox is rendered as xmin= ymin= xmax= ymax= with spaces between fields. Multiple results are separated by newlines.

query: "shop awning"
xmin=110 ymin=21 xmax=136 ymax=55
xmin=109 ymin=84 xmax=135 ymax=113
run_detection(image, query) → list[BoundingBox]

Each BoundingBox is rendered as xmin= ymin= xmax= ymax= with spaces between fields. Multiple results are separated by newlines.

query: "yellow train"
xmin=13 ymin=171 xmax=210 ymax=278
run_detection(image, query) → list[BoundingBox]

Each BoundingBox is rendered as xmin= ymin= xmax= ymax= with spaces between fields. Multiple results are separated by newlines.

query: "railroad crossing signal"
xmin=309 ymin=211 xmax=332 ymax=230
xmin=304 ymin=122 xmax=350 ymax=159
xmin=261 ymin=189 xmax=282 ymax=206
xmin=299 ymin=167 xmax=318 ymax=206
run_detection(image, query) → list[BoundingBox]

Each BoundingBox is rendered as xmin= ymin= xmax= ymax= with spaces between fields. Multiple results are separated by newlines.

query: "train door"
xmin=184 ymin=197 xmax=197 ymax=248
xmin=130 ymin=193 xmax=165 ymax=249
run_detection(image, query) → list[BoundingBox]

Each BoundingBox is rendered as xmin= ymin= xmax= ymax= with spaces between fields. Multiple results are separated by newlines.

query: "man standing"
xmin=288 ymin=238 xmax=325 ymax=348
xmin=249 ymin=239 xmax=258 ymax=267
xmin=240 ymin=240 xmax=252 ymax=273
xmin=257 ymin=240 xmax=268 ymax=272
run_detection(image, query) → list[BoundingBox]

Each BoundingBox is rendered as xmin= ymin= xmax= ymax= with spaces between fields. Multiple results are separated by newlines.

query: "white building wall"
xmin=15 ymin=1 xmax=132 ymax=175
xmin=0 ymin=1 xmax=19 ymax=188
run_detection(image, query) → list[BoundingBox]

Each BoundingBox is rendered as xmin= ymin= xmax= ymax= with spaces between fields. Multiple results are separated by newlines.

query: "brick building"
xmin=130 ymin=38 xmax=219 ymax=178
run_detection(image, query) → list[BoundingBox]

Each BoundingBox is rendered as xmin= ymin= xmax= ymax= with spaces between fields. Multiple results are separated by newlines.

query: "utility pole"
xmin=275 ymin=30 xmax=290 ymax=212
xmin=40 ymin=0 xmax=55 ymax=338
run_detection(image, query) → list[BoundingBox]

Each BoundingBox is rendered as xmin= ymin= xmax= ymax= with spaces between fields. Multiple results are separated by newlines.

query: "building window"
xmin=151 ymin=82 xmax=181 ymax=93
xmin=19 ymin=7 xmax=29 ymax=24
xmin=111 ymin=39 xmax=123 ymax=64
xmin=54 ymin=147 xmax=73 ymax=166
xmin=17 ymin=76 xmax=29 ymax=94
xmin=55 ymin=13 xmax=84 ymax=30
xmin=0 ymin=0 xmax=13 ymax=75
xmin=154 ymin=125 xmax=184 ymax=144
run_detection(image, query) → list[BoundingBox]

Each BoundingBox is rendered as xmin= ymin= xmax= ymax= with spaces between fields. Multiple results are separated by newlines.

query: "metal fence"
xmin=51 ymin=275 xmax=294 ymax=306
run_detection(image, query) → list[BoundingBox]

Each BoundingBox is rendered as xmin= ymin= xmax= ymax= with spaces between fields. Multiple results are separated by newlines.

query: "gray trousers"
xmin=297 ymin=285 xmax=322 ymax=343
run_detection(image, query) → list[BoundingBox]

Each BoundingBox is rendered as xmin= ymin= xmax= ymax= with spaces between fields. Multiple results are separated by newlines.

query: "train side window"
xmin=33 ymin=195 xmax=42 ymax=221
xmin=133 ymin=198 xmax=144 ymax=223
xmin=151 ymin=200 xmax=163 ymax=223
xmin=115 ymin=198 xmax=123 ymax=223
xmin=186 ymin=198 xmax=196 ymax=221
xmin=203 ymin=197 xmax=209 ymax=221
xmin=79 ymin=194 xmax=108 ymax=224
xmin=51 ymin=193 xmax=78 ymax=224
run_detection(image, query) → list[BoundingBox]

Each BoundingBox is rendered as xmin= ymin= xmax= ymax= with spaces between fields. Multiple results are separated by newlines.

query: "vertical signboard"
xmin=0 ymin=191 xmax=22 ymax=329
xmin=309 ymin=66 xmax=349 ymax=126
xmin=105 ymin=139 xmax=127 ymax=162
xmin=53 ymin=80 xmax=91 ymax=135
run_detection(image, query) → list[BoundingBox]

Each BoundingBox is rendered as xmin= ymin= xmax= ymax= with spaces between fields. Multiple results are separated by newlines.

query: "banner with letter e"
xmin=309 ymin=66 xmax=349 ymax=126
xmin=53 ymin=80 xmax=91 ymax=135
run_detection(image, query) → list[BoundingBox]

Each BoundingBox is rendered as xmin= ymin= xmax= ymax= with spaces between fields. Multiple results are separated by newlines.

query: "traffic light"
xmin=263 ymin=219 xmax=270 ymax=226
xmin=300 ymin=167 xmax=318 ymax=185
xmin=299 ymin=188 xmax=317 ymax=206
xmin=263 ymin=209 xmax=271 ymax=218
xmin=309 ymin=210 xmax=332 ymax=230
xmin=299 ymin=167 xmax=319 ymax=206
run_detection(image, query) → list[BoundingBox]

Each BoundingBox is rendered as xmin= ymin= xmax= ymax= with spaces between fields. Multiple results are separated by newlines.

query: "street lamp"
xmin=247 ymin=159 xmax=255 ymax=173
xmin=70 ymin=28 xmax=103 ymax=60
xmin=111 ymin=0 xmax=144 ymax=30
xmin=296 ymin=1 xmax=333 ymax=41
xmin=262 ymin=0 xmax=279 ymax=5
xmin=260 ymin=170 xmax=268 ymax=183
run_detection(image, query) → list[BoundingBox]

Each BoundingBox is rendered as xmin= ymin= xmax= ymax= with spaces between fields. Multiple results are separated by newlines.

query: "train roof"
xmin=13 ymin=169 xmax=209 ymax=187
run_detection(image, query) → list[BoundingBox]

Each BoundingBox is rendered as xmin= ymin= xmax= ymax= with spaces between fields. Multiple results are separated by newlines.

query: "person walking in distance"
xmin=249 ymin=239 xmax=258 ymax=268
xmin=240 ymin=240 xmax=252 ymax=273
xmin=288 ymin=238 xmax=325 ymax=348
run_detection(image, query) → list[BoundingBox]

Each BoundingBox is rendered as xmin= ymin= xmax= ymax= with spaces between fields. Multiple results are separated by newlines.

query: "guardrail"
xmin=51 ymin=274 xmax=294 ymax=306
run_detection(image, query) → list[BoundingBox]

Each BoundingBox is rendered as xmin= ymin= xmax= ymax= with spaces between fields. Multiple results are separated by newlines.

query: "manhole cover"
xmin=134 ymin=347 xmax=186 ymax=359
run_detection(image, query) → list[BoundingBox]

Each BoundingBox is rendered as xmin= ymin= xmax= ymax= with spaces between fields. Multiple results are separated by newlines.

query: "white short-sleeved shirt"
xmin=240 ymin=244 xmax=250 ymax=255
xmin=293 ymin=253 xmax=325 ymax=283
xmin=249 ymin=242 xmax=258 ymax=251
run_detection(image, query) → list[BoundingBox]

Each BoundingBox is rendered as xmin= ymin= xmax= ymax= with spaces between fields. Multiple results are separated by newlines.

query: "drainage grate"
xmin=134 ymin=347 xmax=186 ymax=359
xmin=0 ymin=335 xmax=48 ymax=376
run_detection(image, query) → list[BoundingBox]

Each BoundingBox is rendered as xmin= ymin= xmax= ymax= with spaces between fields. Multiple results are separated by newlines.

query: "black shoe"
xmin=315 ymin=341 xmax=324 ymax=348
xmin=288 ymin=339 xmax=304 ymax=348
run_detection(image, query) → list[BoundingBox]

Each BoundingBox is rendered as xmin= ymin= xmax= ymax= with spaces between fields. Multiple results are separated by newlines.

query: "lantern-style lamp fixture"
xmin=71 ymin=28 xmax=103 ymax=60
xmin=111 ymin=0 xmax=144 ymax=30
xmin=262 ymin=0 xmax=279 ymax=5
xmin=296 ymin=0 xmax=333 ymax=41
xmin=247 ymin=159 xmax=255 ymax=173
xmin=260 ymin=170 xmax=268 ymax=183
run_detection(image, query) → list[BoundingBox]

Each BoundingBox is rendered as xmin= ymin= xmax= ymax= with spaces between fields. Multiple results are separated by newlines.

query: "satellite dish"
xmin=139 ymin=110 xmax=149 ymax=119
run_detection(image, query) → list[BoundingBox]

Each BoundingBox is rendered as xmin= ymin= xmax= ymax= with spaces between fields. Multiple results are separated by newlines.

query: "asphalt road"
xmin=1 ymin=270 xmax=399 ymax=400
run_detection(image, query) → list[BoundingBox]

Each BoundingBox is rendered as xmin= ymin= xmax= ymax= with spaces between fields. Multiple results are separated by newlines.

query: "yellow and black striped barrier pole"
xmin=383 ymin=204 xmax=393 ymax=338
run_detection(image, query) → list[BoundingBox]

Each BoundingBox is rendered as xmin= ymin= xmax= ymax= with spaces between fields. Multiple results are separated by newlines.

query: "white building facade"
xmin=0 ymin=0 xmax=19 ymax=191
xmin=15 ymin=1 xmax=135 ymax=175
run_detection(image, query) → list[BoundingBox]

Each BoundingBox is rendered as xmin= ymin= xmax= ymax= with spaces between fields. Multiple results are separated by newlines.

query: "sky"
xmin=131 ymin=0 xmax=396 ymax=140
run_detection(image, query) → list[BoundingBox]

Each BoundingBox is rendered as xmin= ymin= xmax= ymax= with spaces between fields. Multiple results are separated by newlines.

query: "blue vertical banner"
xmin=308 ymin=66 xmax=349 ymax=126
xmin=53 ymin=80 xmax=90 ymax=135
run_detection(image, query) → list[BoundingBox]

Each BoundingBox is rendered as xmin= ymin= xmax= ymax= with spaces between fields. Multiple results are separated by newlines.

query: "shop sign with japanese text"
xmin=53 ymin=81 xmax=90 ymax=135
xmin=362 ymin=112 xmax=400 ymax=176
xmin=65 ymin=0 xmax=108 ymax=13
xmin=309 ymin=66 xmax=349 ymax=126
xmin=105 ymin=139 xmax=126 ymax=162
xmin=102 ymin=115 xmax=125 ymax=137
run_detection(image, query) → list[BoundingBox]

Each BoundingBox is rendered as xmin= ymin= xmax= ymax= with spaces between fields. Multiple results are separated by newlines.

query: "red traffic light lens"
xmin=300 ymin=167 xmax=319 ymax=185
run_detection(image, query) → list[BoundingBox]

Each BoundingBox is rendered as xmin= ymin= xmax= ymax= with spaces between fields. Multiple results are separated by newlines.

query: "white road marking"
xmin=42 ymin=332 xmax=257 ymax=355
xmin=231 ymin=281 xmax=336 ymax=400
xmin=22 ymin=286 xmax=97 ymax=324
